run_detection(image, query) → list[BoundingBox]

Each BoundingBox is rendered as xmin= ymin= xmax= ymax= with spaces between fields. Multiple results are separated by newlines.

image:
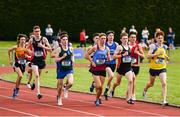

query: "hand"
xmin=9 ymin=60 xmax=13 ymax=65
xmin=134 ymin=47 xmax=139 ymax=55
xmin=91 ymin=61 xmax=96 ymax=67
xmin=38 ymin=43 xmax=44 ymax=48
xmin=123 ymin=51 xmax=128 ymax=56
xmin=63 ymin=53 xmax=67 ymax=58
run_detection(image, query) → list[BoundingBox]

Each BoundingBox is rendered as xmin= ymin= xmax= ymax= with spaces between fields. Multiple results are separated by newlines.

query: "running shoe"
xmin=127 ymin=98 xmax=135 ymax=104
xmin=103 ymin=88 xmax=109 ymax=100
xmin=162 ymin=101 xmax=169 ymax=106
xmin=64 ymin=88 xmax=68 ymax=98
xmin=31 ymin=82 xmax=35 ymax=90
xmin=89 ymin=81 xmax=95 ymax=93
xmin=109 ymin=90 xmax=114 ymax=97
xmin=57 ymin=96 xmax=63 ymax=106
xmin=142 ymin=90 xmax=147 ymax=98
xmin=95 ymin=99 xmax=100 ymax=106
xmin=37 ymin=94 xmax=42 ymax=99
xmin=12 ymin=88 xmax=19 ymax=98
xmin=27 ymin=83 xmax=31 ymax=89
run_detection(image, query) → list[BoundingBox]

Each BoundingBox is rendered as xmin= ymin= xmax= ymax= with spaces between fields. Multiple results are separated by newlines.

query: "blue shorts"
xmin=57 ymin=69 xmax=73 ymax=79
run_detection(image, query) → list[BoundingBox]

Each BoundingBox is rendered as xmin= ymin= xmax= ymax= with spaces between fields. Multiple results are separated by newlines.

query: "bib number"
xmin=131 ymin=58 xmax=137 ymax=64
xmin=18 ymin=59 xmax=26 ymax=64
xmin=62 ymin=60 xmax=71 ymax=66
xmin=96 ymin=59 xmax=105 ymax=65
xmin=34 ymin=51 xmax=43 ymax=57
xmin=122 ymin=56 xmax=131 ymax=63
xmin=156 ymin=58 xmax=164 ymax=64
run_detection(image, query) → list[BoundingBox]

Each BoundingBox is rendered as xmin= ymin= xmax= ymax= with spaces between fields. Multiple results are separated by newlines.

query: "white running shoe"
xmin=57 ymin=96 xmax=63 ymax=106
xmin=27 ymin=83 xmax=31 ymax=89
xmin=132 ymin=95 xmax=136 ymax=101
xmin=64 ymin=88 xmax=68 ymax=98
xmin=143 ymin=90 xmax=147 ymax=98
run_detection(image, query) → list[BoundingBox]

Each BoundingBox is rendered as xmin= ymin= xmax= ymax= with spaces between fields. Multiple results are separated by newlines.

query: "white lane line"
xmin=0 ymin=106 xmax=38 ymax=116
xmin=0 ymin=94 xmax=100 ymax=117
xmin=0 ymin=86 xmax=165 ymax=116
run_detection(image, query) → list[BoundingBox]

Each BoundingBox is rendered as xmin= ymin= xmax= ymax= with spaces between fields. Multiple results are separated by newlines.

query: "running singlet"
xmin=32 ymin=37 xmax=46 ymax=61
xmin=130 ymin=44 xmax=140 ymax=64
xmin=15 ymin=47 xmax=27 ymax=64
xmin=105 ymin=42 xmax=117 ymax=64
xmin=150 ymin=44 xmax=167 ymax=70
xmin=121 ymin=45 xmax=131 ymax=64
xmin=57 ymin=45 xmax=73 ymax=71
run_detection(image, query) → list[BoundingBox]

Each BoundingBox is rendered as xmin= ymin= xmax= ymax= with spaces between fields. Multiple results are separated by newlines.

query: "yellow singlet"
xmin=150 ymin=46 xmax=167 ymax=70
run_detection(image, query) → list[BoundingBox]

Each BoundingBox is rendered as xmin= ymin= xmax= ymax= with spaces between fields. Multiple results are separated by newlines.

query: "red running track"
xmin=0 ymin=80 xmax=180 ymax=116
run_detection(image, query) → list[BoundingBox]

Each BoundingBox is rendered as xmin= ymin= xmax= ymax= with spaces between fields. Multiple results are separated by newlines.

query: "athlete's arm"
xmin=8 ymin=45 xmax=17 ymax=65
xmin=113 ymin=45 xmax=122 ymax=59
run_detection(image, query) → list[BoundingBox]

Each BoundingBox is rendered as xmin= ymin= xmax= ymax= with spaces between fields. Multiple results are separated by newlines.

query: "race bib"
xmin=131 ymin=58 xmax=137 ymax=64
xmin=18 ymin=59 xmax=26 ymax=64
xmin=34 ymin=51 xmax=43 ymax=57
xmin=122 ymin=56 xmax=131 ymax=63
xmin=62 ymin=60 xmax=71 ymax=66
xmin=155 ymin=58 xmax=164 ymax=64
xmin=96 ymin=59 xmax=105 ymax=65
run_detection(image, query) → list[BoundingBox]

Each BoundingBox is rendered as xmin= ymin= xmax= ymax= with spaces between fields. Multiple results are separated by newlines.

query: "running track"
xmin=0 ymin=66 xmax=180 ymax=116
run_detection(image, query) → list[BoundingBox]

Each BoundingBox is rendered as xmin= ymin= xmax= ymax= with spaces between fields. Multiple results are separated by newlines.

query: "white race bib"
xmin=96 ymin=59 xmax=105 ymax=65
xmin=122 ymin=56 xmax=131 ymax=63
xmin=34 ymin=51 xmax=43 ymax=57
xmin=18 ymin=59 xmax=26 ymax=64
xmin=131 ymin=58 xmax=137 ymax=64
xmin=62 ymin=60 xmax=71 ymax=66
xmin=155 ymin=58 xmax=164 ymax=64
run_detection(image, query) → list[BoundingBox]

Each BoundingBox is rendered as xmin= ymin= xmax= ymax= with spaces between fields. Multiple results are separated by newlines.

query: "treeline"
xmin=0 ymin=0 xmax=179 ymax=44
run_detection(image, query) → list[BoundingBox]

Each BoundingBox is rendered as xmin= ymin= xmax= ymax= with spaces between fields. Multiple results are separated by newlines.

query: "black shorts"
xmin=149 ymin=68 xmax=166 ymax=76
xmin=116 ymin=64 xmax=132 ymax=76
xmin=106 ymin=64 xmax=116 ymax=72
xmin=89 ymin=70 xmax=106 ymax=77
xmin=13 ymin=62 xmax=26 ymax=73
xmin=132 ymin=66 xmax=140 ymax=76
xmin=32 ymin=60 xmax=46 ymax=69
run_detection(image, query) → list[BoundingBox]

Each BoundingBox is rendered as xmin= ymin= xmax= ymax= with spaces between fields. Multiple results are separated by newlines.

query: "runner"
xmin=85 ymin=33 xmax=110 ymax=106
xmin=109 ymin=32 xmax=135 ymax=104
xmin=8 ymin=34 xmax=30 ymax=98
xmin=51 ymin=33 xmax=74 ymax=106
xmin=28 ymin=25 xmax=51 ymax=99
xmin=143 ymin=30 xmax=169 ymax=106
xmin=103 ymin=30 xmax=118 ymax=100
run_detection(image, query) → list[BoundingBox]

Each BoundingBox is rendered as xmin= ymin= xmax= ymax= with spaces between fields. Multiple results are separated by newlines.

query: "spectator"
xmin=141 ymin=27 xmax=149 ymax=45
xmin=45 ymin=24 xmax=54 ymax=45
xmin=167 ymin=27 xmax=175 ymax=49
xmin=79 ymin=29 xmax=86 ymax=47
xmin=129 ymin=25 xmax=137 ymax=34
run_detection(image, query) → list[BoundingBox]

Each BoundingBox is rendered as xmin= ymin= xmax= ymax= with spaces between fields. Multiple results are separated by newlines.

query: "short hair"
xmin=60 ymin=34 xmax=69 ymax=39
xmin=59 ymin=31 xmax=68 ymax=37
xmin=93 ymin=33 xmax=99 ymax=38
xmin=106 ymin=30 xmax=115 ymax=36
xmin=99 ymin=33 xmax=107 ymax=38
xmin=17 ymin=34 xmax=28 ymax=45
xmin=120 ymin=32 xmax=128 ymax=39
xmin=129 ymin=31 xmax=137 ymax=37
xmin=155 ymin=30 xmax=164 ymax=37
xmin=33 ymin=25 xmax=40 ymax=30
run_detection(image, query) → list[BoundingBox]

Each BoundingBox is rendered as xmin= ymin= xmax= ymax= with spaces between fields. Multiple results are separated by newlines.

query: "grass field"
xmin=1 ymin=41 xmax=180 ymax=106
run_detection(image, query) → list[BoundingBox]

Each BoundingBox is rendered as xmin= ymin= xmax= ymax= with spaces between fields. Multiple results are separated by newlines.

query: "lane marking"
xmin=0 ymin=86 xmax=166 ymax=116
xmin=0 ymin=106 xmax=38 ymax=116
xmin=0 ymin=94 xmax=100 ymax=116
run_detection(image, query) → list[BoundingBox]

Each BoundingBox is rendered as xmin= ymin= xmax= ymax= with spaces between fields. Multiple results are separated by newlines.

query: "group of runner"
xmin=85 ymin=30 xmax=169 ymax=106
xmin=8 ymin=25 xmax=169 ymax=106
